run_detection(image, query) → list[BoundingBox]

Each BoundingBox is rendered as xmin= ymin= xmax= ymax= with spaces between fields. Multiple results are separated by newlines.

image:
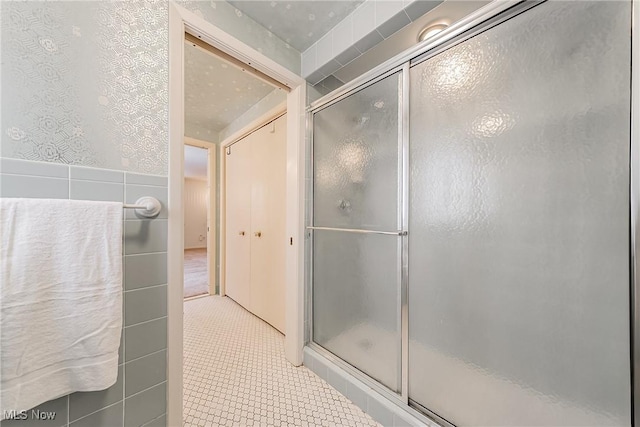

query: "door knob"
xmin=254 ymin=231 xmax=262 ymax=238
xmin=239 ymin=231 xmax=245 ymax=236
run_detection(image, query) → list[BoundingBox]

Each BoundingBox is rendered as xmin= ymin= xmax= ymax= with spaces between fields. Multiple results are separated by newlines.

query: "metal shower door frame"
xmin=306 ymin=0 xmax=639 ymax=425
xmin=630 ymin=0 xmax=639 ymax=425
xmin=306 ymin=65 xmax=408 ymax=409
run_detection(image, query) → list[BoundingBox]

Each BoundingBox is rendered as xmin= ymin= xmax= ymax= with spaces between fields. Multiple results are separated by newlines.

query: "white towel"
xmin=0 ymin=198 xmax=123 ymax=416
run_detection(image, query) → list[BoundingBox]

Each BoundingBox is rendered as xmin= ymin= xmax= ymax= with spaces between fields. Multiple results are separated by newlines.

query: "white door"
xmin=184 ymin=178 xmax=208 ymax=249
xmin=250 ymin=115 xmax=287 ymax=333
xmin=224 ymin=134 xmax=252 ymax=309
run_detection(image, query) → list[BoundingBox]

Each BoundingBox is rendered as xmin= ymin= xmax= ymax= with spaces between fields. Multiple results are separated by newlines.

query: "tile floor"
xmin=183 ymin=296 xmax=381 ymax=427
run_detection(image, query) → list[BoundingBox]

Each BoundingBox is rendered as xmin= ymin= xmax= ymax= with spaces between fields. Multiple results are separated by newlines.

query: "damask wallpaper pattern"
xmin=1 ymin=1 xmax=169 ymax=174
xmin=1 ymin=0 xmax=300 ymax=175
xmin=179 ymin=0 xmax=300 ymax=75
xmin=3 ymin=2 xmax=97 ymax=168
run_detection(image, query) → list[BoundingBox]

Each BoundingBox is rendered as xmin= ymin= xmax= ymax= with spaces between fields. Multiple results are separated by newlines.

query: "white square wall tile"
xmin=332 ymin=15 xmax=354 ymax=56
xmin=301 ymin=44 xmax=317 ymax=78
xmin=352 ymin=0 xmax=376 ymax=42
xmin=316 ymin=32 xmax=334 ymax=67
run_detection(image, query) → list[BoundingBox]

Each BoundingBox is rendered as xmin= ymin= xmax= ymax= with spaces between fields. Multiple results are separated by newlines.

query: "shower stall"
xmin=306 ymin=1 xmax=634 ymax=426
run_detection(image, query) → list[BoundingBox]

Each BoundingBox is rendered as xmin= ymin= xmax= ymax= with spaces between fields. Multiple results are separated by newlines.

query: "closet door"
xmin=225 ymin=134 xmax=252 ymax=309
xmin=250 ymin=114 xmax=287 ymax=333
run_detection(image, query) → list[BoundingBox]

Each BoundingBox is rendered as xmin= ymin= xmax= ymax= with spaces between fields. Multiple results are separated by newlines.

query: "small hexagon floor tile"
xmin=183 ymin=295 xmax=381 ymax=427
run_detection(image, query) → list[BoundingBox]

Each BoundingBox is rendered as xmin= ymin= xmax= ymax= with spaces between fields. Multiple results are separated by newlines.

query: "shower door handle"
xmin=306 ymin=226 xmax=407 ymax=236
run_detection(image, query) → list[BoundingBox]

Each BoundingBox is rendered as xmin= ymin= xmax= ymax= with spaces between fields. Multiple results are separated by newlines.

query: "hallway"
xmin=183 ymin=296 xmax=380 ymax=426
xmin=184 ymin=249 xmax=208 ymax=298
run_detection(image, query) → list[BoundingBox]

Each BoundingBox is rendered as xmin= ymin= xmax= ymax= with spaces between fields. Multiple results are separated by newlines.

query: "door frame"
xmin=168 ymin=4 xmax=306 ymax=426
xmin=218 ymin=101 xmax=287 ymax=298
xmin=183 ymin=137 xmax=216 ymax=297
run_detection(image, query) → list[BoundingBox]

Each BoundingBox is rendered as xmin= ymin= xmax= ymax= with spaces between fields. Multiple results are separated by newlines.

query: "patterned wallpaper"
xmin=185 ymin=122 xmax=219 ymax=144
xmin=1 ymin=1 xmax=300 ymax=176
xmin=179 ymin=0 xmax=300 ymax=74
xmin=184 ymin=41 xmax=274 ymax=136
xmin=228 ymin=0 xmax=364 ymax=51
xmin=218 ymin=88 xmax=286 ymax=142
xmin=1 ymin=1 xmax=168 ymax=174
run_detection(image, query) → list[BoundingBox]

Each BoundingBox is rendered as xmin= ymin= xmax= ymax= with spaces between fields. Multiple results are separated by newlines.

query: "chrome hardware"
xmin=338 ymin=199 xmax=351 ymax=210
xmin=306 ymin=226 xmax=406 ymax=236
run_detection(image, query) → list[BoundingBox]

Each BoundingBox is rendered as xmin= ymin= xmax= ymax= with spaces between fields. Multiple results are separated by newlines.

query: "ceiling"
xmin=184 ymin=41 xmax=277 ymax=136
xmin=184 ymin=145 xmax=208 ymax=180
xmin=228 ymin=0 xmax=364 ymax=52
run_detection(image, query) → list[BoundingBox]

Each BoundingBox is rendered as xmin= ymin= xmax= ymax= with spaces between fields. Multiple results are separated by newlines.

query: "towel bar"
xmin=123 ymin=196 xmax=161 ymax=218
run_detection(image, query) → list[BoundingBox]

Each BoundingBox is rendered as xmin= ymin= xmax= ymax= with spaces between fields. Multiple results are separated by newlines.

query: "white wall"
xmin=184 ymin=178 xmax=208 ymax=249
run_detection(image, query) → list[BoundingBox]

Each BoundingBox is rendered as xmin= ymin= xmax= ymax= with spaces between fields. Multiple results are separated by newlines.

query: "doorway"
xmin=182 ymin=25 xmax=294 ymax=425
xmin=167 ymin=4 xmax=307 ymax=424
xmin=181 ymin=30 xmax=287 ymax=305
xmin=182 ymin=140 xmax=215 ymax=299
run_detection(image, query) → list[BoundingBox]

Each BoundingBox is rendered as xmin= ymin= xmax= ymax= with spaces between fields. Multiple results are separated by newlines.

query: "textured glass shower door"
xmin=311 ymin=72 xmax=403 ymax=392
xmin=408 ymin=1 xmax=631 ymax=426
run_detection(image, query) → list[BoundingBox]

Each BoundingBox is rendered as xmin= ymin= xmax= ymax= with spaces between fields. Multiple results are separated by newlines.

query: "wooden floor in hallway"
xmin=183 ymin=296 xmax=381 ymax=427
xmin=184 ymin=248 xmax=208 ymax=298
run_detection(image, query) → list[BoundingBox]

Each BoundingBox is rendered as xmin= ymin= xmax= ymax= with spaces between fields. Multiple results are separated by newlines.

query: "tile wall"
xmin=301 ymin=0 xmax=443 ymax=84
xmin=302 ymin=348 xmax=430 ymax=427
xmin=0 ymin=158 xmax=168 ymax=427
